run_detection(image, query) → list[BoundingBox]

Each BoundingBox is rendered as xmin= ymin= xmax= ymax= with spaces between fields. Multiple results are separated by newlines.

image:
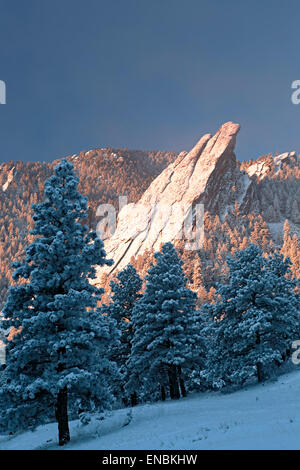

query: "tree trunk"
xmin=56 ymin=387 xmax=70 ymax=446
xmin=256 ymin=362 xmax=263 ymax=383
xmin=168 ymin=368 xmax=175 ymax=399
xmin=178 ymin=366 xmax=187 ymax=398
xmin=161 ymin=385 xmax=166 ymax=401
xmin=122 ymin=396 xmax=128 ymax=407
xmin=174 ymin=373 xmax=180 ymax=399
xmin=168 ymin=365 xmax=180 ymax=399
xmin=130 ymin=391 xmax=138 ymax=407
xmin=255 ymin=331 xmax=263 ymax=383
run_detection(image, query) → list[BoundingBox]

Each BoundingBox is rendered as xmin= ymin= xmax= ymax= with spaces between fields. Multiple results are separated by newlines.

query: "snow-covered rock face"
xmin=95 ymin=121 xmax=251 ymax=278
xmin=246 ymin=152 xmax=298 ymax=180
xmin=247 ymin=161 xmax=271 ymax=179
xmin=273 ymin=151 xmax=297 ymax=167
xmin=2 ymin=166 xmax=15 ymax=192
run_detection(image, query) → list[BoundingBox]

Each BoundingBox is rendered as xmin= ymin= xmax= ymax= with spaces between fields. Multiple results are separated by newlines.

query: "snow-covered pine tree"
xmin=202 ymin=244 xmax=300 ymax=389
xmin=0 ymin=159 xmax=118 ymax=446
xmin=101 ymin=264 xmax=142 ymax=406
xmin=127 ymin=242 xmax=204 ymax=402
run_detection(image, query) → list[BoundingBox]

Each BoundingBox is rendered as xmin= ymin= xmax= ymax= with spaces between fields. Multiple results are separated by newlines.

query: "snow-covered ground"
xmin=1 ymin=369 xmax=300 ymax=450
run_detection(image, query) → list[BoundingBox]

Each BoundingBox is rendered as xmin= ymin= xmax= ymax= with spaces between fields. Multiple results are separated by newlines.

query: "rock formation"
xmin=96 ymin=121 xmax=253 ymax=277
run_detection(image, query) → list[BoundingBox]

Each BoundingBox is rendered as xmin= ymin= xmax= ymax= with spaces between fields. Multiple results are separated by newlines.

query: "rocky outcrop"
xmin=2 ymin=166 xmax=15 ymax=192
xmin=246 ymin=151 xmax=298 ymax=180
xmin=96 ymin=121 xmax=252 ymax=277
xmin=243 ymin=151 xmax=300 ymax=226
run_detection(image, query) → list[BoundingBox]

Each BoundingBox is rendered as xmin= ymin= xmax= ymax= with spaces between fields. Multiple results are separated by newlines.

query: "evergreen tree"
xmin=202 ymin=244 xmax=300 ymax=389
xmin=0 ymin=159 xmax=118 ymax=446
xmin=127 ymin=242 xmax=204 ymax=402
xmin=281 ymin=219 xmax=300 ymax=279
xmin=101 ymin=264 xmax=142 ymax=406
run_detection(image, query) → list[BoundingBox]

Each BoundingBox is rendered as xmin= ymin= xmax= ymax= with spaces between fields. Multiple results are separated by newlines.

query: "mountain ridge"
xmin=1 ymin=122 xmax=300 ymax=305
xmin=95 ymin=122 xmax=300 ymax=281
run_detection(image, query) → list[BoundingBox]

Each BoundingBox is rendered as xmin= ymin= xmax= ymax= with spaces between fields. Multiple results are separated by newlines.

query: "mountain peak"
xmin=95 ymin=121 xmax=243 ymax=278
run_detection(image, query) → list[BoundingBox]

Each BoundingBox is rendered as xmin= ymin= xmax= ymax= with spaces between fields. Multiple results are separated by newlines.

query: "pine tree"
xmin=127 ymin=242 xmax=204 ymax=402
xmin=202 ymin=244 xmax=300 ymax=389
xmin=281 ymin=219 xmax=300 ymax=279
xmin=0 ymin=159 xmax=118 ymax=446
xmin=101 ymin=264 xmax=142 ymax=406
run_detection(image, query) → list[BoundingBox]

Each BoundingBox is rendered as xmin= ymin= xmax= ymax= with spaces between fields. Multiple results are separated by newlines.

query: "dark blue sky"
xmin=0 ymin=0 xmax=300 ymax=163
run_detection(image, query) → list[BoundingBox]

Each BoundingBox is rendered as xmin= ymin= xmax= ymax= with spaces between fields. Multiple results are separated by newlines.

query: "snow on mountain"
xmin=2 ymin=166 xmax=14 ymax=191
xmin=247 ymin=160 xmax=271 ymax=179
xmin=273 ymin=151 xmax=297 ymax=168
xmin=246 ymin=151 xmax=298 ymax=179
xmin=1 ymin=369 xmax=300 ymax=450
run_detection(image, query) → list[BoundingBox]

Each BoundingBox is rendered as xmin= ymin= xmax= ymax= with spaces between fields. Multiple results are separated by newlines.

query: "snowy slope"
xmin=1 ymin=369 xmax=300 ymax=450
